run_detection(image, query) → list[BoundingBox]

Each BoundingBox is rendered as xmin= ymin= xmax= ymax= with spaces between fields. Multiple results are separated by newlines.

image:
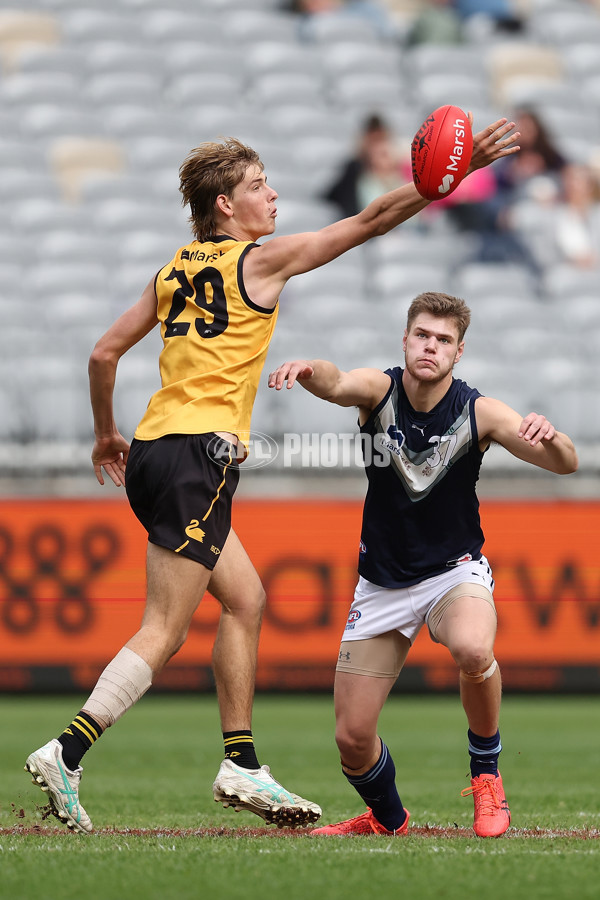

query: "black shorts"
xmin=125 ymin=433 xmax=240 ymax=570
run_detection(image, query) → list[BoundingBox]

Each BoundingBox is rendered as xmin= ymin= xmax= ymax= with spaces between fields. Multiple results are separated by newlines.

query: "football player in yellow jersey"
xmin=25 ymin=120 xmax=520 ymax=833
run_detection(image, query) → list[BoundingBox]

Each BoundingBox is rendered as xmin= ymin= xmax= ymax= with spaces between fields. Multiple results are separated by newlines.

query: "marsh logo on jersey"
xmin=377 ymin=423 xmax=405 ymax=458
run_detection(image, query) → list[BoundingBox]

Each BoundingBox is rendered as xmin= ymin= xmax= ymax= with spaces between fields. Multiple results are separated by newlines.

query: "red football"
xmin=411 ymin=105 xmax=473 ymax=201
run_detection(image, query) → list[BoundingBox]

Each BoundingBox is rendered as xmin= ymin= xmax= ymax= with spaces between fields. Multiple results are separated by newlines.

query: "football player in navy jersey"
xmin=269 ymin=291 xmax=577 ymax=838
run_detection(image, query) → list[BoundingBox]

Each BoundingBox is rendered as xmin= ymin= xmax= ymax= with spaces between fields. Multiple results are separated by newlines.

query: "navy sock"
xmin=344 ymin=741 xmax=406 ymax=832
xmin=468 ymin=728 xmax=502 ymax=777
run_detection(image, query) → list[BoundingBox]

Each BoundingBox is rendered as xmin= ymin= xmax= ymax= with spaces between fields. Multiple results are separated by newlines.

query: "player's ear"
xmin=455 ymin=341 xmax=464 ymax=363
xmin=216 ymin=193 xmax=233 ymax=218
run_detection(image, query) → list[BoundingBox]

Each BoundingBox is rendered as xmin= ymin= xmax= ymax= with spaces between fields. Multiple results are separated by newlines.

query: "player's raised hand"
xmin=517 ymin=412 xmax=557 ymax=447
xmin=469 ymin=116 xmax=520 ymax=172
xmin=268 ymin=361 xmax=314 ymax=391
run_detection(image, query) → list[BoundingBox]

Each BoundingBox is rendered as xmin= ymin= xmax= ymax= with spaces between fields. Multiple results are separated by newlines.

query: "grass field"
xmin=1 ymin=693 xmax=598 ymax=900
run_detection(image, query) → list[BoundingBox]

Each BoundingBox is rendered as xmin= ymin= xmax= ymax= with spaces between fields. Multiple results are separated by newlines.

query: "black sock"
xmin=344 ymin=741 xmax=406 ymax=832
xmin=468 ymin=728 xmax=502 ymax=777
xmin=223 ymin=730 xmax=260 ymax=769
xmin=58 ymin=711 xmax=104 ymax=770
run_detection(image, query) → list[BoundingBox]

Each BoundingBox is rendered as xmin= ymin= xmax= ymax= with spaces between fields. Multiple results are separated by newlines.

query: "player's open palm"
xmin=92 ymin=433 xmax=129 ymax=487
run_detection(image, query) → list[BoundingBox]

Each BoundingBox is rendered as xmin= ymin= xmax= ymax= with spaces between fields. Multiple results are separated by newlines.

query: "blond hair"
xmin=179 ymin=138 xmax=263 ymax=242
xmin=407 ymin=292 xmax=471 ymax=342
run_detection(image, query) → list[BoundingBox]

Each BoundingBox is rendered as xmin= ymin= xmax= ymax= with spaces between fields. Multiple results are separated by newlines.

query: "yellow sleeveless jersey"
xmin=134 ymin=236 xmax=278 ymax=448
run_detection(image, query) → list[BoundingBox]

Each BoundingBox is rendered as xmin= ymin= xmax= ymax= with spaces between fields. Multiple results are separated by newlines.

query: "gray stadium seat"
xmin=84 ymin=41 xmax=164 ymax=75
xmin=0 ymin=167 xmax=59 ymax=203
xmin=0 ymin=71 xmax=79 ymax=105
xmin=329 ymin=71 xmax=404 ymax=114
xmin=245 ymin=40 xmax=323 ymax=78
xmin=561 ymin=41 xmax=600 ymax=81
xmin=18 ymin=355 xmax=91 ymax=442
xmin=452 ymin=263 xmax=538 ymax=299
xmin=84 ymin=71 xmax=165 ymax=106
xmin=528 ymin=6 xmax=600 ymax=45
xmin=18 ymin=103 xmax=103 ymax=139
xmin=227 ymin=11 xmax=299 ymax=45
xmin=99 ymin=105 xmax=182 ymax=140
xmin=161 ymin=40 xmax=248 ymax=78
xmin=249 ymin=71 xmax=326 ymax=108
xmin=60 ymin=9 xmax=139 ymax=42
xmin=543 ymin=263 xmax=600 ymax=301
xmin=404 ymin=44 xmax=486 ymax=82
xmin=15 ymin=44 xmax=87 ymax=76
xmin=11 ymin=197 xmax=91 ymax=234
xmin=29 ymin=261 xmax=109 ymax=298
xmin=300 ymin=11 xmax=383 ymax=44
xmin=324 ymin=41 xmax=403 ymax=79
xmin=36 ymin=230 xmax=119 ymax=266
xmin=167 ymin=72 xmax=246 ymax=109
xmin=140 ymin=9 xmax=228 ymax=44
xmin=0 ymin=0 xmax=595 ymax=458
xmin=373 ymin=262 xmax=451 ymax=302
xmin=413 ymin=73 xmax=491 ymax=114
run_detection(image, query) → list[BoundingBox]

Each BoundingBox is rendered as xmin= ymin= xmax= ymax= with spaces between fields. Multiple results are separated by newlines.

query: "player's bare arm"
xmin=244 ymin=117 xmax=520 ymax=306
xmin=268 ymin=359 xmax=390 ymax=415
xmin=475 ymin=396 xmax=578 ymax=474
xmin=89 ymin=278 xmax=159 ymax=487
xmin=243 ymin=184 xmax=428 ymax=307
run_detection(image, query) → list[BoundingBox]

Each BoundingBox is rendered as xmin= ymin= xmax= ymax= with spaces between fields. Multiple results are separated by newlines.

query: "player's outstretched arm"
xmin=476 ymin=396 xmax=578 ymax=474
xmin=247 ymin=114 xmax=520 ymax=298
xmin=89 ymin=278 xmax=159 ymax=486
xmin=268 ymin=359 xmax=390 ymax=410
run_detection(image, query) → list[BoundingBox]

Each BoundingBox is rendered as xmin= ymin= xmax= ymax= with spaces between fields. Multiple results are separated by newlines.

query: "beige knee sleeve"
xmin=460 ymin=658 xmax=498 ymax=684
xmin=83 ymin=647 xmax=153 ymax=728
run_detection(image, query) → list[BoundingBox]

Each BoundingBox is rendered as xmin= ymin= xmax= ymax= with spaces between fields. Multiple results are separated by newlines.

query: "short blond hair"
xmin=406 ymin=292 xmax=471 ymax=342
xmin=179 ymin=138 xmax=263 ymax=242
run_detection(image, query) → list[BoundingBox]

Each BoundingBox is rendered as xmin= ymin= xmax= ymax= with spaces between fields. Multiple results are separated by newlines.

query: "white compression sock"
xmin=82 ymin=647 xmax=153 ymax=728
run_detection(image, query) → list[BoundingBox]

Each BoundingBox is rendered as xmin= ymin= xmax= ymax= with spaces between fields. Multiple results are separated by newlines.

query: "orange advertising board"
xmin=0 ymin=498 xmax=598 ymax=691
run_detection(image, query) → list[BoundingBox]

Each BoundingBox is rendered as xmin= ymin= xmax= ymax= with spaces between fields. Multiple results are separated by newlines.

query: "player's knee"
xmin=335 ymin=722 xmax=373 ymax=765
xmin=254 ymin=583 xmax=267 ymax=617
xmin=165 ymin=626 xmax=190 ymax=659
xmin=242 ymin=583 xmax=267 ymax=625
xmin=148 ymin=616 xmax=193 ymax=661
xmin=452 ymin=641 xmax=495 ymax=677
xmin=220 ymin=583 xmax=266 ymax=621
xmin=460 ymin=657 xmax=498 ymax=684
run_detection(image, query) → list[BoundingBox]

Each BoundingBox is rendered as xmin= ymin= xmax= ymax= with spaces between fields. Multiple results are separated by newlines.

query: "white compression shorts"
xmin=341 ymin=556 xmax=495 ymax=646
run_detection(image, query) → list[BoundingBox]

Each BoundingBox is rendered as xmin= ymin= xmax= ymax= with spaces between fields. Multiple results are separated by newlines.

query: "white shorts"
xmin=343 ymin=556 xmax=495 ymax=645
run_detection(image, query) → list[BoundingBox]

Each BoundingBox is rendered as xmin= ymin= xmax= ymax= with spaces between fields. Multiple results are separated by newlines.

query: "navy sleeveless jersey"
xmin=358 ymin=367 xmax=486 ymax=588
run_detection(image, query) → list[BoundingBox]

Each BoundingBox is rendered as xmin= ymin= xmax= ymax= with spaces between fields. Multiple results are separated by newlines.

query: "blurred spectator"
xmin=494 ymin=108 xmax=566 ymax=207
xmin=553 ymin=163 xmax=600 ymax=269
xmin=287 ymin=0 xmax=398 ymax=40
xmin=454 ymin=0 xmax=523 ymax=33
xmin=324 ymin=110 xmax=542 ymax=273
xmin=322 ymin=114 xmax=404 ymax=217
xmin=441 ymin=167 xmax=541 ymax=272
xmin=406 ymin=0 xmax=464 ymax=45
xmin=436 ymin=111 xmax=557 ymax=272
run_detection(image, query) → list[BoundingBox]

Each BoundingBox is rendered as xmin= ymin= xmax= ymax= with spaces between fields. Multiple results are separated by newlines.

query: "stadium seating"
xmin=0 ymin=0 xmax=598 ymax=470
